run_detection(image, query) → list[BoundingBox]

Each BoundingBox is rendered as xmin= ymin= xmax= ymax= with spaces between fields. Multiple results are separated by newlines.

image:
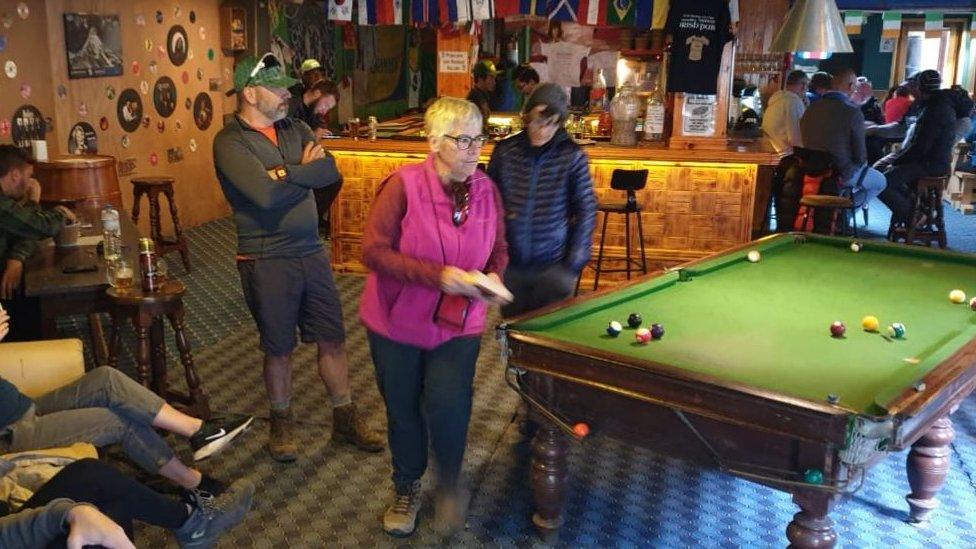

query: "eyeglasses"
xmin=450 ymin=181 xmax=470 ymax=226
xmin=523 ymin=115 xmax=558 ymax=129
xmin=243 ymin=52 xmax=282 ymax=89
xmin=444 ymin=134 xmax=489 ymax=151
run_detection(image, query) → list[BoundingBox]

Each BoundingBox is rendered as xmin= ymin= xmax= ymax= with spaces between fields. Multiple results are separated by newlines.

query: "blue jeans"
xmin=367 ymin=331 xmax=480 ymax=491
xmin=844 ymin=165 xmax=887 ymax=208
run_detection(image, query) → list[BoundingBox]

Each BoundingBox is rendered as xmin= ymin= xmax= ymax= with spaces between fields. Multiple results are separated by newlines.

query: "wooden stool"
xmin=131 ymin=177 xmax=191 ymax=272
xmin=887 ymin=176 xmax=948 ymax=249
xmin=578 ymin=169 xmax=648 ymax=294
xmin=107 ymin=280 xmax=210 ymax=419
xmin=798 ymin=195 xmax=857 ymax=236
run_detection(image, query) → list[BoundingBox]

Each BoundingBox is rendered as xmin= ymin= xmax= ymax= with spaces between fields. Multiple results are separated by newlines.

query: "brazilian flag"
xmin=607 ymin=0 xmax=635 ymax=26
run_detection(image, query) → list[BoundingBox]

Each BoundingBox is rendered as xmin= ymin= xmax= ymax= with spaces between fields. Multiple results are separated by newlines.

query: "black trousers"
xmin=879 ymin=163 xmax=932 ymax=223
xmin=314 ymin=177 xmax=344 ymax=237
xmin=772 ymin=155 xmax=801 ymax=232
xmin=22 ymin=458 xmax=188 ymax=545
xmin=501 ymin=264 xmax=578 ymax=318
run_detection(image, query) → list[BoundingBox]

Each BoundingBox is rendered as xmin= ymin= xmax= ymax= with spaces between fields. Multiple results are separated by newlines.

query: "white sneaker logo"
xmin=204 ymin=428 xmax=226 ymax=441
xmin=191 ymin=529 xmax=207 ymax=539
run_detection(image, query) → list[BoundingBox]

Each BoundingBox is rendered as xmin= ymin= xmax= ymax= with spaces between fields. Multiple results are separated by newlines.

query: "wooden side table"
xmin=106 ymin=280 xmax=210 ymax=419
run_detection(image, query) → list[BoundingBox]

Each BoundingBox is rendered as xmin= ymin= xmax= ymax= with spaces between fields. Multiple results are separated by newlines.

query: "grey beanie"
xmin=522 ymin=83 xmax=569 ymax=125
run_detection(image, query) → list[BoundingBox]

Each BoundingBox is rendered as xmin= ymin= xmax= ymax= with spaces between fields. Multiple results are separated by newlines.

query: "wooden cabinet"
xmin=220 ymin=6 xmax=247 ymax=52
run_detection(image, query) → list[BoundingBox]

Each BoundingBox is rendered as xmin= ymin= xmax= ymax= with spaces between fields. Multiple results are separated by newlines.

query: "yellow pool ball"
xmin=861 ymin=315 xmax=880 ymax=332
xmin=949 ymin=289 xmax=967 ymax=304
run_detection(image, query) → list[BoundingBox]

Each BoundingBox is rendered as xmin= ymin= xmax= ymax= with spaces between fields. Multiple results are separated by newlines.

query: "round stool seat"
xmin=107 ymin=280 xmax=185 ymax=306
xmin=131 ymin=177 xmax=175 ymax=187
xmin=799 ymin=195 xmax=853 ymax=208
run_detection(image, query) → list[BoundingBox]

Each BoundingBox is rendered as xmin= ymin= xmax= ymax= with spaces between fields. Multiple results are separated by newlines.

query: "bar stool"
xmin=887 ymin=176 xmax=948 ymax=249
xmin=578 ymin=169 xmax=648 ymax=294
xmin=107 ymin=280 xmax=210 ymax=419
xmin=797 ymin=194 xmax=858 ymax=236
xmin=131 ymin=177 xmax=191 ymax=272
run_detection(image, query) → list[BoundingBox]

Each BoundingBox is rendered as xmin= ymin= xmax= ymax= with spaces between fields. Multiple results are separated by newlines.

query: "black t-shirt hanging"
xmin=666 ymin=0 xmax=732 ymax=94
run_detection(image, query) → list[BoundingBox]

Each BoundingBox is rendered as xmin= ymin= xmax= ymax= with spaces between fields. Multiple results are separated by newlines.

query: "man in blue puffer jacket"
xmin=488 ymin=83 xmax=597 ymax=317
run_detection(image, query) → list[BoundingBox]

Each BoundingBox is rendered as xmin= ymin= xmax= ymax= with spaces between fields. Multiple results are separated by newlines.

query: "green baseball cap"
xmin=226 ymin=53 xmax=299 ymax=96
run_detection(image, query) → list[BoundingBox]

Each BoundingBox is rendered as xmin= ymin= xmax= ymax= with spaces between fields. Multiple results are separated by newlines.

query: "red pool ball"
xmin=830 ymin=321 xmax=846 ymax=338
xmin=634 ymin=328 xmax=651 ymax=344
xmin=573 ymin=423 xmax=590 ymax=438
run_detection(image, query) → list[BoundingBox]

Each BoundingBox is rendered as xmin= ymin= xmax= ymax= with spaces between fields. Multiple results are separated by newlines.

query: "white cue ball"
xmin=850 ymin=242 xmax=862 ymax=252
xmin=747 ymin=250 xmax=761 ymax=263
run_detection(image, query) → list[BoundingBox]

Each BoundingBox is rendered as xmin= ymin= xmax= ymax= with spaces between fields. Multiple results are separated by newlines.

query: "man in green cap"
xmin=213 ymin=53 xmax=385 ymax=463
xmin=467 ymin=60 xmax=499 ymax=131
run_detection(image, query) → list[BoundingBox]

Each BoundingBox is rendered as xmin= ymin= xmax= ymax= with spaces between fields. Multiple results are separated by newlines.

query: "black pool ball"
xmin=627 ymin=313 xmax=643 ymax=328
xmin=650 ymin=323 xmax=665 ymax=339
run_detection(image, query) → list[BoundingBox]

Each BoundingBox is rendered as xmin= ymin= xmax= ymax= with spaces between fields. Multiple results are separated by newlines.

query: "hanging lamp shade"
xmin=769 ymin=0 xmax=853 ymax=53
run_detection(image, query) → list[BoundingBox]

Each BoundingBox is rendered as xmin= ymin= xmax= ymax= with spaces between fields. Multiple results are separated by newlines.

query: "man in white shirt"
xmin=762 ymin=70 xmax=809 ymax=155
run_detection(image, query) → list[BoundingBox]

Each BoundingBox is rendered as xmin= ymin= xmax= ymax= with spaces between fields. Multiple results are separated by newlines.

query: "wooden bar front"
xmin=325 ymin=137 xmax=780 ymax=280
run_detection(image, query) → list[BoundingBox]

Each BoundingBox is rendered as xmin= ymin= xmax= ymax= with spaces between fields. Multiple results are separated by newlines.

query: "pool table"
xmin=498 ymin=233 xmax=976 ymax=548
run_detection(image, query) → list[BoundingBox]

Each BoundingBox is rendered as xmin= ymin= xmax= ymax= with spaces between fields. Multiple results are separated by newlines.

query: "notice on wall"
xmin=439 ymin=51 xmax=469 ymax=74
xmin=681 ymin=94 xmax=717 ymax=136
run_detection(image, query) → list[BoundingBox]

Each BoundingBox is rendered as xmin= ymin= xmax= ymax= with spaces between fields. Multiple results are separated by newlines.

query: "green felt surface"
xmin=510 ymin=235 xmax=976 ymax=414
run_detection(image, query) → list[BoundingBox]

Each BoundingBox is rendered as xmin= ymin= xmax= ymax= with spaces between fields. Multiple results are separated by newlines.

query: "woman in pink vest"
xmin=359 ymin=97 xmax=509 ymax=538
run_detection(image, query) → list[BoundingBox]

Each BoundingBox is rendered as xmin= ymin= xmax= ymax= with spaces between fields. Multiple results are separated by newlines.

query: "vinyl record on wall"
xmin=192 ymin=92 xmax=212 ymax=131
xmin=116 ymin=88 xmax=143 ymax=133
xmin=152 ymin=76 xmax=177 ymax=117
xmin=11 ymin=104 xmax=46 ymax=145
xmin=167 ymin=25 xmax=188 ymax=66
xmin=67 ymin=121 xmax=97 ymax=154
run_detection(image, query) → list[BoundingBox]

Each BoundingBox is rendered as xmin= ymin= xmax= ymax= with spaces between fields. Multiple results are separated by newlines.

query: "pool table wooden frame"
xmin=498 ymin=235 xmax=976 ymax=548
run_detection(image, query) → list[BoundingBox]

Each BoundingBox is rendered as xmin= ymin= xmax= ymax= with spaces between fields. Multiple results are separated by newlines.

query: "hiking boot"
xmin=332 ymin=402 xmax=385 ymax=452
xmin=268 ymin=409 xmax=298 ymax=462
xmin=175 ymin=478 xmax=255 ymax=548
xmin=190 ymin=414 xmax=255 ymax=461
xmin=433 ymin=484 xmax=470 ymax=538
xmin=382 ymin=481 xmax=422 ymax=537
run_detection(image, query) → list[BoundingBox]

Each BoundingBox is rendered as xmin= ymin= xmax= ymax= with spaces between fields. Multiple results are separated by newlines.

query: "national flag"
xmin=577 ymin=0 xmax=607 ymax=25
xmin=633 ymin=0 xmax=652 ymax=28
xmin=881 ymin=12 xmax=901 ymax=40
xmin=448 ymin=0 xmax=472 ymax=22
xmin=328 ymin=0 xmax=353 ymax=21
xmin=357 ymin=0 xmax=377 ymax=24
xmin=548 ymin=0 xmax=577 ymax=22
xmin=844 ymin=10 xmax=863 ymax=35
xmin=471 ymin=0 xmax=494 ymax=20
xmin=607 ymin=0 xmax=635 ymax=27
xmin=376 ymin=0 xmax=393 ymax=24
xmin=519 ymin=0 xmax=548 ymax=17
xmin=495 ymin=0 xmax=519 ymax=17
xmin=924 ymin=11 xmax=943 ymax=31
xmin=411 ymin=0 xmax=441 ymax=24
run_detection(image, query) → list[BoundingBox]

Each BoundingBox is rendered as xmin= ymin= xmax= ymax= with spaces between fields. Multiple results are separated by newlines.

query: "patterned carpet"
xmin=55 ymin=216 xmax=976 ymax=548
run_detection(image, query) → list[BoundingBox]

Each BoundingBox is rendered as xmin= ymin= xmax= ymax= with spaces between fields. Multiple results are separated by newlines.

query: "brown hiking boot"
xmin=268 ymin=409 xmax=298 ymax=462
xmin=332 ymin=402 xmax=385 ymax=452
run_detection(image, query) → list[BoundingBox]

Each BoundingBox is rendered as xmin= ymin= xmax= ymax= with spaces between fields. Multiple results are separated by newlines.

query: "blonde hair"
xmin=424 ymin=97 xmax=482 ymax=138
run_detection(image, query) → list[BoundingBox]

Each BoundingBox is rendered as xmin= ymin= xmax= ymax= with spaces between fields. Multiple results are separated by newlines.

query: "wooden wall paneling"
xmin=44 ymin=0 xmax=232 ymax=232
xmin=736 ymin=0 xmax=790 ymax=54
xmin=0 ymin=1 xmax=58 ymax=151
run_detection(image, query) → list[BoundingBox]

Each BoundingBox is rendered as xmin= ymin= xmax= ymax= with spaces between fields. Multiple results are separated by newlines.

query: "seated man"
xmin=287 ymin=79 xmax=339 ymax=139
xmin=0 ymin=145 xmax=75 ymax=340
xmin=513 ymin=65 xmax=540 ymax=106
xmin=799 ymin=68 xmax=887 ymax=208
xmin=0 ymin=307 xmax=254 ymax=508
xmin=805 ymin=71 xmax=831 ymax=103
xmin=877 ymin=70 xmax=957 ymax=225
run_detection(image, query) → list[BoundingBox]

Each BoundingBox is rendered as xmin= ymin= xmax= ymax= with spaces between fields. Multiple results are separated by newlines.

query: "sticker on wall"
xmin=78 ymin=102 xmax=88 ymax=117
xmin=181 ymin=71 xmax=189 ymax=85
xmin=19 ymin=83 xmax=30 ymax=99
xmin=207 ymin=48 xmax=214 ymax=61
xmin=198 ymin=27 xmax=205 ymax=40
xmin=167 ymin=146 xmax=183 ymax=163
xmin=105 ymin=85 xmax=116 ymax=100
xmin=131 ymin=61 xmax=140 ymax=75
xmin=157 ymin=44 xmax=166 ymax=58
xmin=142 ymin=116 xmax=150 ymax=129
xmin=118 ymin=157 xmax=136 ymax=176
xmin=148 ymin=61 xmax=158 ymax=75
xmin=189 ymin=11 xmax=196 ymax=24
xmin=167 ymin=25 xmax=188 ymax=66
xmin=44 ymin=117 xmax=54 ymax=131
xmin=68 ymin=122 xmax=97 ymax=154
xmin=152 ymin=76 xmax=176 ymax=118
xmin=16 ymin=3 xmax=28 ymax=20
xmin=155 ymin=10 xmax=163 ymax=24
xmin=174 ymin=5 xmax=182 ymax=19
xmin=99 ymin=116 xmax=108 ymax=131
xmin=149 ymin=152 xmax=158 ymax=166
xmin=196 ymin=68 xmax=203 ymax=81
xmin=135 ymin=14 xmax=145 ymax=27
xmin=192 ymin=93 xmax=213 ymax=131
xmin=116 ymin=88 xmax=143 ymax=133
xmin=0 ymin=119 xmax=9 ymax=137
xmin=2 ymin=13 xmax=13 ymax=29
xmin=56 ymin=85 xmax=67 ymax=99
xmin=0 ymin=36 xmax=7 ymax=52
xmin=208 ymin=78 xmax=220 ymax=92
xmin=187 ymin=48 xmax=195 ymax=62
xmin=12 ymin=105 xmax=47 ymax=144
xmin=184 ymin=97 xmax=192 ymax=110
xmin=120 ymin=135 xmax=130 ymax=149
xmin=156 ymin=120 xmax=165 ymax=133
xmin=5 ymin=60 xmax=16 ymax=78
xmin=140 ymin=80 xmax=149 ymax=95
xmin=175 ymin=120 xmax=184 ymax=131
xmin=144 ymin=38 xmax=153 ymax=52
xmin=188 ymin=138 xmax=197 ymax=152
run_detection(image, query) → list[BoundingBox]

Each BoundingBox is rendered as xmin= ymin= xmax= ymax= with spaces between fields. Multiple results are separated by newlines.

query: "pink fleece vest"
xmin=359 ymin=155 xmax=499 ymax=350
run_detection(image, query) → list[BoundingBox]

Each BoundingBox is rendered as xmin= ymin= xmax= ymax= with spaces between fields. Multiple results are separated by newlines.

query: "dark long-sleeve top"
xmin=799 ymin=91 xmax=866 ymax=181
xmin=213 ymin=115 xmax=341 ymax=259
xmin=889 ymin=90 xmax=958 ymax=174
xmin=0 ymin=195 xmax=66 ymax=265
xmin=487 ymin=129 xmax=597 ymax=273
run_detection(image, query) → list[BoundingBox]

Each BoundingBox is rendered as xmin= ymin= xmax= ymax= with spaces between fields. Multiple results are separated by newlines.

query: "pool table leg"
xmin=786 ymin=490 xmax=837 ymax=549
xmin=531 ymin=421 xmax=568 ymax=542
xmin=906 ymin=415 xmax=955 ymax=523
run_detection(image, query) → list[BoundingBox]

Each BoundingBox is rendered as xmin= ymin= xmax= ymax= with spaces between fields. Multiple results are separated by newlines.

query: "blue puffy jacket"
xmin=487 ymin=129 xmax=597 ymax=273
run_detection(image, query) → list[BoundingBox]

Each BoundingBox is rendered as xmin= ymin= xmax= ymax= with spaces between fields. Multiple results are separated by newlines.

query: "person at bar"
xmin=467 ymin=60 xmax=499 ymax=131
xmin=360 ymin=97 xmax=509 ymax=538
xmin=287 ymin=79 xmax=339 ymax=138
xmin=213 ymin=53 xmax=384 ymax=463
xmin=488 ymin=83 xmax=596 ymax=317
xmin=762 ymin=70 xmax=808 ymax=231
xmin=513 ymin=65 xmax=540 ymax=105
xmin=806 ymin=71 xmax=832 ymax=103
xmin=800 ymin=68 xmax=887 ymax=209
xmin=883 ymin=85 xmax=913 ymax=124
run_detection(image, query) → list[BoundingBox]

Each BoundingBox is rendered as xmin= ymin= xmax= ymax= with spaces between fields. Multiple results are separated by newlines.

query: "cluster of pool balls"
xmin=606 ymin=313 xmax=664 ymax=344
xmin=829 ymin=289 xmax=976 ymax=339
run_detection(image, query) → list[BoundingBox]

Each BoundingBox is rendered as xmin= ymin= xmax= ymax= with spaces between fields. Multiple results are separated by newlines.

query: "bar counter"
xmin=324 ymin=136 xmax=780 ymax=278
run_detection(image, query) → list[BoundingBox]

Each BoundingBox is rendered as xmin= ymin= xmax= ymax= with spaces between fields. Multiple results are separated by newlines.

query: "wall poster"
xmin=64 ymin=13 xmax=123 ymax=79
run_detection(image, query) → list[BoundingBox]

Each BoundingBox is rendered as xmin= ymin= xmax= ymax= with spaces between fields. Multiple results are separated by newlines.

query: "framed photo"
xmin=63 ymin=13 xmax=123 ymax=79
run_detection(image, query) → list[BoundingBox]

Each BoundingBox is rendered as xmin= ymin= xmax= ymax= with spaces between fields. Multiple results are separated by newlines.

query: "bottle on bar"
xmin=643 ymin=74 xmax=666 ymax=142
xmin=589 ymin=69 xmax=607 ymax=113
xmin=138 ymin=237 xmax=161 ymax=292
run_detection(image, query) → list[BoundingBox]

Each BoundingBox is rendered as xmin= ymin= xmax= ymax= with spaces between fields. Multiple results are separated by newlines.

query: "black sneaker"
xmin=190 ymin=414 xmax=254 ymax=461
xmin=175 ymin=478 xmax=255 ymax=548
